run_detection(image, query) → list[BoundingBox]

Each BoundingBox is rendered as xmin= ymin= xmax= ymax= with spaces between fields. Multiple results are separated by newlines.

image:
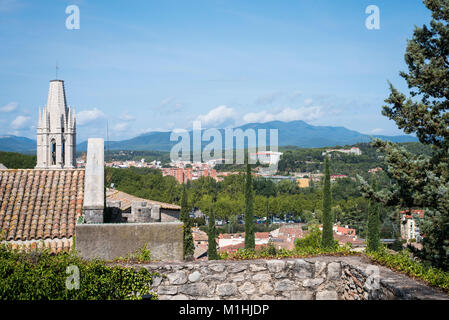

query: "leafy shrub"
xmin=218 ymin=226 xmax=354 ymax=261
xmin=0 ymin=243 xmax=158 ymax=300
xmin=295 ymin=224 xmax=321 ymax=250
xmin=114 ymin=244 xmax=152 ymax=263
xmin=367 ymin=247 xmax=449 ymax=293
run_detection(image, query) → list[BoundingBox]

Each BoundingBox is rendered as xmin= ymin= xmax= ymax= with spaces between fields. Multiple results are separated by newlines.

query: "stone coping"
xmin=123 ymin=255 xmax=448 ymax=300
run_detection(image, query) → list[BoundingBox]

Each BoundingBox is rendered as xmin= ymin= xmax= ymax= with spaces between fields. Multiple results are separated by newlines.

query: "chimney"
xmin=83 ymin=138 xmax=105 ymax=223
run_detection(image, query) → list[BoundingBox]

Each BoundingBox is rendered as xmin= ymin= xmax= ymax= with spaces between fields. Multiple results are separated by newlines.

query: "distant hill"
xmin=0 ymin=120 xmax=417 ymax=153
xmin=0 ymin=135 xmax=36 ymax=153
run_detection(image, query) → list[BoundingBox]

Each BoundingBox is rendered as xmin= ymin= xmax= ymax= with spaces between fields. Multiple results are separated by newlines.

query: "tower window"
xmin=51 ymin=139 xmax=56 ymax=165
xmin=62 ymin=140 xmax=65 ymax=164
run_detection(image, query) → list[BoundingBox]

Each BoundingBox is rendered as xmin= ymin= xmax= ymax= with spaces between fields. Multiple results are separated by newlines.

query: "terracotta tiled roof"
xmin=192 ymin=227 xmax=209 ymax=242
xmin=400 ymin=209 xmax=425 ymax=219
xmin=6 ymin=237 xmax=73 ymax=254
xmin=106 ymin=188 xmax=181 ymax=211
xmin=219 ymin=242 xmax=267 ymax=253
xmin=0 ymin=169 xmax=85 ymax=243
xmin=255 ymin=232 xmax=270 ymax=239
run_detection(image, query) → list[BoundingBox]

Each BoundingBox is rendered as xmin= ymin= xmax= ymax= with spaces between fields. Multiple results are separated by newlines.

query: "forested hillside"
xmin=277 ymin=142 xmax=431 ymax=178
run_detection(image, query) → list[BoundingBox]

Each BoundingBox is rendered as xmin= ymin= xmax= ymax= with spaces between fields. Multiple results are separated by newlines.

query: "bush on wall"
xmin=0 ymin=243 xmax=158 ymax=300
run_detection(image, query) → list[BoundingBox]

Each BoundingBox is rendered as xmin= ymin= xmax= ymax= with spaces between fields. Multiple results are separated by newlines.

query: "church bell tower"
xmin=36 ymin=80 xmax=76 ymax=169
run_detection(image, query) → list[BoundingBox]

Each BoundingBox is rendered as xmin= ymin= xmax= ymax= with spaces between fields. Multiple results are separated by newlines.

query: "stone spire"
xmin=36 ymin=80 xmax=76 ymax=169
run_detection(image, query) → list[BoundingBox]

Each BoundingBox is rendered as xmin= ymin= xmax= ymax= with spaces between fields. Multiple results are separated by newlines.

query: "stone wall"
xmin=133 ymin=256 xmax=448 ymax=300
xmin=75 ymin=222 xmax=184 ymax=261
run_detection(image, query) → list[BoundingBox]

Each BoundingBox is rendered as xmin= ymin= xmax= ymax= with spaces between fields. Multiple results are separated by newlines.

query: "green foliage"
xmin=244 ymin=162 xmax=255 ymax=249
xmin=219 ymin=236 xmax=353 ymax=261
xmin=295 ymin=224 xmax=322 ymax=250
xmin=0 ymin=244 xmax=158 ymax=300
xmin=321 ymin=155 xmax=334 ymax=249
xmin=199 ymin=222 xmax=279 ymax=235
xmin=367 ymin=247 xmax=449 ymax=293
xmin=180 ymin=187 xmax=194 ymax=259
xmin=113 ymin=244 xmax=152 ymax=263
xmin=207 ymin=205 xmax=219 ymax=260
xmin=360 ymin=0 xmax=449 ymax=270
xmin=366 ymin=175 xmax=381 ymax=252
xmin=391 ymin=239 xmax=404 ymax=252
xmin=105 ymin=167 xmax=182 ymax=205
xmin=0 ymin=151 xmax=36 ymax=169
xmin=104 ymin=150 xmax=170 ymax=164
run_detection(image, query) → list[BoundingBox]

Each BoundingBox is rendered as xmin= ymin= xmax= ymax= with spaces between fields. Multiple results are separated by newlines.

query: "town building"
xmin=297 ymin=178 xmax=310 ymax=188
xmin=400 ymin=209 xmax=424 ymax=242
xmin=330 ymin=174 xmax=348 ymax=182
xmin=105 ymin=188 xmax=181 ymax=222
xmin=322 ymin=147 xmax=362 ymax=157
xmin=217 ymin=232 xmax=270 ymax=253
xmin=162 ymin=167 xmax=218 ymax=184
xmin=249 ymin=151 xmax=283 ymax=165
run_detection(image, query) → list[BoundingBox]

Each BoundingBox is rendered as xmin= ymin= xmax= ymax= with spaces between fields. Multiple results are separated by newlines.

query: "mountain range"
xmin=0 ymin=120 xmax=418 ymax=154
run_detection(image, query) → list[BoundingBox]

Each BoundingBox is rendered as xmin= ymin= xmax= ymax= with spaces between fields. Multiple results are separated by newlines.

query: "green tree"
xmin=321 ymin=154 xmax=334 ymax=249
xmin=180 ymin=186 xmax=194 ymax=259
xmin=361 ymin=0 xmax=449 ymax=270
xmin=366 ymin=175 xmax=381 ymax=252
xmin=207 ymin=202 xmax=219 ymax=260
xmin=244 ymin=162 xmax=255 ymax=249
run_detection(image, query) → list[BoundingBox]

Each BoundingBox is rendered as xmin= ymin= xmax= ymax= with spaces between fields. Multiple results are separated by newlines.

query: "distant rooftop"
xmin=106 ymin=188 xmax=180 ymax=211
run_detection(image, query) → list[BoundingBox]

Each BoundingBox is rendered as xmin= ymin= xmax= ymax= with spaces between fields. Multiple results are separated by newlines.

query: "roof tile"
xmin=0 ymin=169 xmax=85 ymax=243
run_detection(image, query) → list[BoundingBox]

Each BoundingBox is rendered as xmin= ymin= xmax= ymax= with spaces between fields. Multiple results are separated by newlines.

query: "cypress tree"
xmin=360 ymin=0 xmax=449 ymax=270
xmin=244 ymin=162 xmax=255 ymax=250
xmin=207 ymin=201 xmax=218 ymax=260
xmin=180 ymin=186 xmax=194 ymax=259
xmin=266 ymin=196 xmax=270 ymax=226
xmin=321 ymin=154 xmax=334 ymax=249
xmin=366 ymin=175 xmax=380 ymax=252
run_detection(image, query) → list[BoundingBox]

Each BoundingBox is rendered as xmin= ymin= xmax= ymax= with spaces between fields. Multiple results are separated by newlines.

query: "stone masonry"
xmin=131 ymin=255 xmax=448 ymax=300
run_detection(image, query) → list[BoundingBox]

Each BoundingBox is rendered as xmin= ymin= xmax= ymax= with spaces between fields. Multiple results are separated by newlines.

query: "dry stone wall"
xmin=134 ymin=256 xmax=448 ymax=300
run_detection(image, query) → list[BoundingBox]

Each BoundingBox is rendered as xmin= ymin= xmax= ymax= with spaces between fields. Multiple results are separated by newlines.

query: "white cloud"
xmin=140 ymin=127 xmax=171 ymax=134
xmin=11 ymin=115 xmax=30 ymax=130
xmin=157 ymin=97 xmax=183 ymax=113
xmin=0 ymin=102 xmax=18 ymax=112
xmin=196 ymin=105 xmax=237 ymax=128
xmin=255 ymin=91 xmax=283 ymax=105
xmin=113 ymin=122 xmax=130 ymax=132
xmin=243 ymin=106 xmax=323 ymax=124
xmin=371 ymin=128 xmax=384 ymax=134
xmin=120 ymin=113 xmax=136 ymax=122
xmin=160 ymin=97 xmax=175 ymax=107
xmin=290 ymin=90 xmax=302 ymax=100
xmin=77 ymin=108 xmax=105 ymax=126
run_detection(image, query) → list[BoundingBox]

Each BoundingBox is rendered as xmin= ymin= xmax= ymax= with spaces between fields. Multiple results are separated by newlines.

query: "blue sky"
xmin=0 ymin=0 xmax=432 ymax=142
